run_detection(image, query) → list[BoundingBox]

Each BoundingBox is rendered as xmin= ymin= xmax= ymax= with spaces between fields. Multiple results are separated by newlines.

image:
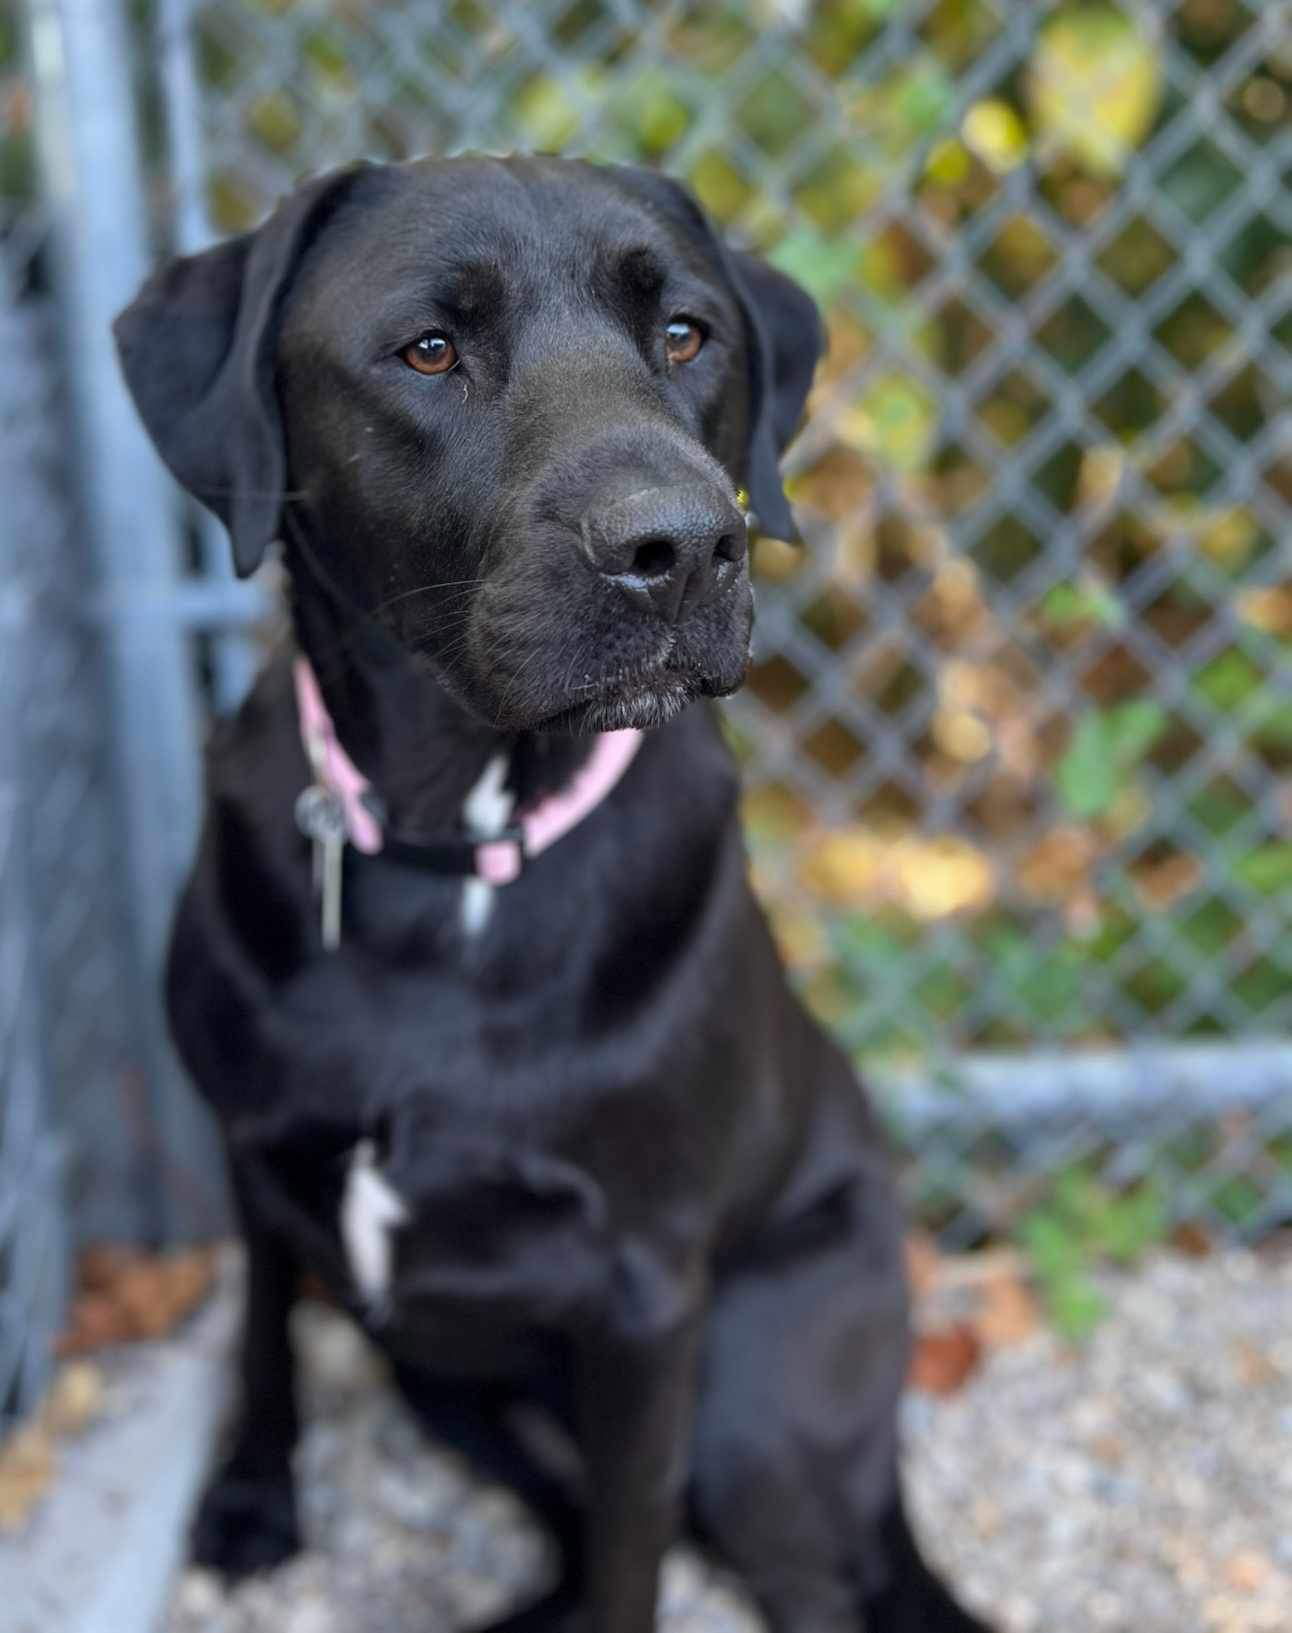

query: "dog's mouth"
xmin=528 ymin=654 xmax=747 ymax=735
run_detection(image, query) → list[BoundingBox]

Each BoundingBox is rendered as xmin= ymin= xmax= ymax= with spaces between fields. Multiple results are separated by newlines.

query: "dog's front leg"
xmin=190 ymin=1152 xmax=303 ymax=1580
xmin=576 ymin=1313 xmax=700 ymax=1633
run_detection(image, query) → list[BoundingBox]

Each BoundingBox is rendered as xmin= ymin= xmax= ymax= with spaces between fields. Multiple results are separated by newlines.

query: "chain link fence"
xmin=0 ymin=6 xmax=105 ymax=1418
xmin=0 ymin=0 xmax=218 ymax=1422
xmin=1 ymin=0 xmax=1289 ymax=1414
xmin=180 ymin=0 xmax=1292 ymax=1237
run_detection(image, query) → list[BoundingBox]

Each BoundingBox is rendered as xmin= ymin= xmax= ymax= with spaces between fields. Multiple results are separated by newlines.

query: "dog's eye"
xmin=401 ymin=332 xmax=458 ymax=375
xmin=665 ymin=317 xmax=704 ymax=365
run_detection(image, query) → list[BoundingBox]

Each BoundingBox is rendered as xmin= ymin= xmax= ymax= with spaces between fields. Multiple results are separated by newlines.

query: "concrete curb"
xmin=0 ymin=1265 xmax=237 ymax=1633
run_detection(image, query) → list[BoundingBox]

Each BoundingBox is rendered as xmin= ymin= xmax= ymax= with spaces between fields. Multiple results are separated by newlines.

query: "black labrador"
xmin=116 ymin=155 xmax=992 ymax=1633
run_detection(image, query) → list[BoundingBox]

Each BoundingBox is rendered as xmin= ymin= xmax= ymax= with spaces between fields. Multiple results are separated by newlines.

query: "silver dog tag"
xmin=295 ymin=784 xmax=347 ymax=950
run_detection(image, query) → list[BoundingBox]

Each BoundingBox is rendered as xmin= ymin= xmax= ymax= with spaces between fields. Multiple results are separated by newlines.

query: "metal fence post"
xmin=0 ymin=295 xmax=67 ymax=1416
xmin=26 ymin=0 xmax=224 ymax=1240
xmin=157 ymin=0 xmax=260 ymax=714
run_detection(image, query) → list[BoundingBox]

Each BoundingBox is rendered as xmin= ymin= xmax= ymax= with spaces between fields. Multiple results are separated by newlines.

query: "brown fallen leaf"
xmin=1130 ymin=851 xmax=1203 ymax=912
xmin=169 ymin=1249 xmax=218 ymax=1312
xmin=0 ymin=1420 xmax=55 ymax=1532
xmin=974 ymin=1270 xmax=1040 ymax=1350
xmin=1170 ymin=1221 xmax=1213 ymax=1259
xmin=909 ymin=1323 xmax=982 ymax=1396
xmin=77 ymin=1242 xmax=138 ymax=1292
xmin=904 ymin=1233 xmax=943 ymax=1303
xmin=1017 ymin=826 xmax=1098 ymax=904
xmin=1224 ymin=1549 xmax=1272 ymax=1594
xmin=56 ymin=1291 xmax=129 ymax=1356
xmin=56 ymin=1244 xmax=218 ymax=1355
xmin=115 ymin=1262 xmax=180 ymax=1340
xmin=0 ymin=1358 xmax=111 ymax=1532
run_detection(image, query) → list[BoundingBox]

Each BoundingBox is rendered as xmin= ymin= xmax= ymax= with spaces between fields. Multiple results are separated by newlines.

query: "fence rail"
xmin=1 ymin=0 xmax=1288 ymax=1419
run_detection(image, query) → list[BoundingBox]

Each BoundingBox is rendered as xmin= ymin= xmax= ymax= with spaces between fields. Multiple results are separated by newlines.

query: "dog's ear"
xmin=605 ymin=164 xmax=824 ymax=543
xmin=113 ymin=163 xmax=370 ymax=577
xmin=720 ymin=247 xmax=824 ymax=543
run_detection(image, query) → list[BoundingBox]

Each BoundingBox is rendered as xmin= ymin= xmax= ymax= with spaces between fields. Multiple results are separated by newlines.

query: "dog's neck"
xmin=286 ymin=538 xmax=593 ymax=835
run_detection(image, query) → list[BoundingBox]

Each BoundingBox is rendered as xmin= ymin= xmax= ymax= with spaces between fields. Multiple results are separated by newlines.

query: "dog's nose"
xmin=582 ymin=484 xmax=748 ymax=625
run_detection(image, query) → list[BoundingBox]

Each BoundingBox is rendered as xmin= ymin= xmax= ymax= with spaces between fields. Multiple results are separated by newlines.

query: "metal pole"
xmin=156 ymin=0 xmax=260 ymax=713
xmin=0 ymin=486 xmax=66 ymax=1425
xmin=27 ymin=0 xmax=223 ymax=1240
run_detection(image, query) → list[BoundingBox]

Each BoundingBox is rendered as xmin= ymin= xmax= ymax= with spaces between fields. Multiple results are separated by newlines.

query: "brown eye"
xmin=665 ymin=317 xmax=704 ymax=365
xmin=401 ymin=332 xmax=458 ymax=375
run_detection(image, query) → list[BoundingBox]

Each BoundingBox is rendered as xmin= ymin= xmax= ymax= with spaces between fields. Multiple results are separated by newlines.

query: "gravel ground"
xmin=167 ymin=1248 xmax=1292 ymax=1633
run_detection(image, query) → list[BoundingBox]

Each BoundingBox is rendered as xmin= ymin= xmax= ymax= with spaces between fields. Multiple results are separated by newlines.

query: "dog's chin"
xmin=524 ymin=662 xmax=747 ymax=735
xmin=529 ymin=680 xmax=696 ymax=736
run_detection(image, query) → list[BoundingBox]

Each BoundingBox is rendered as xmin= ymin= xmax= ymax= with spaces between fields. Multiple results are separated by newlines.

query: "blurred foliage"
xmin=1020 ymin=1164 xmax=1170 ymax=1340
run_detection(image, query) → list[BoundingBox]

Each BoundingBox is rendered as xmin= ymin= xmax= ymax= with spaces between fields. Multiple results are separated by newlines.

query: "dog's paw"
xmin=189 ymin=1468 xmax=302 ymax=1581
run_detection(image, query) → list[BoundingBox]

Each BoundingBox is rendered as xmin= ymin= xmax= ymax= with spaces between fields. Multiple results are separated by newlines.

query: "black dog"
xmin=116 ymin=156 xmax=991 ymax=1633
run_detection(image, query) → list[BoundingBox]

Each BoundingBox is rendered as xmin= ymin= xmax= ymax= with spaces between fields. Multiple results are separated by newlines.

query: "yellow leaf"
xmin=1236 ymin=586 xmax=1292 ymax=637
xmin=0 ymin=1422 xmax=55 ymax=1532
xmin=802 ymin=829 xmax=995 ymax=919
xmin=837 ymin=373 xmax=940 ymax=472
xmin=962 ymin=100 xmax=1029 ymax=173
xmin=802 ymin=829 xmax=884 ymax=905
xmin=893 ymin=836 xmax=995 ymax=920
xmin=933 ymin=707 xmax=992 ymax=762
xmin=1028 ymin=5 xmax=1162 ymax=176
xmin=1198 ymin=506 xmax=1260 ymax=568
xmin=1077 ymin=445 xmax=1125 ymax=511
xmin=924 ymin=136 xmax=971 ymax=187
xmin=44 ymin=1362 xmax=106 ymax=1436
xmin=767 ymin=905 xmax=830 ymax=970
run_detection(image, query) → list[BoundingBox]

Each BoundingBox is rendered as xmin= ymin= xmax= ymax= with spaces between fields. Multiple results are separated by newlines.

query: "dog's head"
xmin=115 ymin=156 xmax=823 ymax=732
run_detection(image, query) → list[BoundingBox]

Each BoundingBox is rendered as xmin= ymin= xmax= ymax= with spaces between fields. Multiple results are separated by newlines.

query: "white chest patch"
xmin=461 ymin=752 xmax=514 ymax=936
xmin=340 ymin=1140 xmax=409 ymax=1312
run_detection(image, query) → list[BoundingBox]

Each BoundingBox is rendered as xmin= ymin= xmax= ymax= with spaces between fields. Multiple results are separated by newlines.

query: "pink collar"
xmin=293 ymin=657 xmax=642 ymax=885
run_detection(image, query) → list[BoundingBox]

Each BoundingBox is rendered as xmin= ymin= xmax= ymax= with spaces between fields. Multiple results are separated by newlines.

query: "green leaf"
xmin=1233 ymin=843 xmax=1292 ymax=898
xmin=1193 ymin=649 xmax=1265 ymax=712
xmin=893 ymin=57 xmax=955 ymax=138
xmin=769 ymin=228 xmax=861 ymax=305
xmin=1106 ymin=699 xmax=1166 ymax=764
xmin=1098 ymin=1182 xmax=1168 ymax=1263
xmin=1056 ymin=712 xmax=1118 ymax=819
xmin=613 ymin=70 xmax=693 ymax=158
xmin=1019 ymin=1206 xmax=1108 ymax=1342
xmin=1020 ymin=1212 xmax=1082 ymax=1277
xmin=1040 ymin=581 xmax=1125 ymax=629
xmin=847 ymin=52 xmax=956 ymax=158
xmin=1055 ymin=702 xmax=1165 ymax=819
xmin=1050 ymin=1277 xmax=1108 ymax=1342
